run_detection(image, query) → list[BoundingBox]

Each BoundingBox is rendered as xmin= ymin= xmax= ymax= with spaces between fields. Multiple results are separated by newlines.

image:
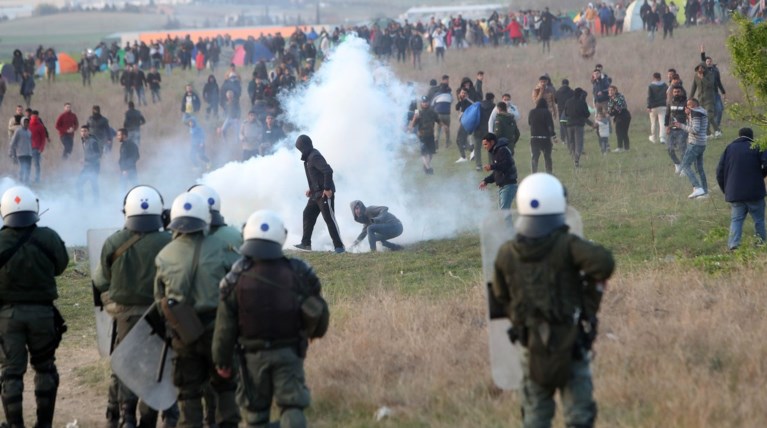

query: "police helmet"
xmin=515 ymin=173 xmax=567 ymax=238
xmin=123 ymin=185 xmax=164 ymax=232
xmin=240 ymin=210 xmax=287 ymax=260
xmin=1 ymin=186 xmax=40 ymax=227
xmin=188 ymin=184 xmax=225 ymax=227
xmin=168 ymin=192 xmax=211 ymax=233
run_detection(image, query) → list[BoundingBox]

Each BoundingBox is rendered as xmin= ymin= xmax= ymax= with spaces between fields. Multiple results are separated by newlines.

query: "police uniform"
xmin=154 ymin=192 xmax=241 ymax=428
xmin=0 ymin=187 xmax=69 ymax=428
xmin=95 ymin=185 xmax=172 ymax=428
xmin=212 ymin=210 xmax=329 ymax=428
xmin=490 ymin=174 xmax=614 ymax=428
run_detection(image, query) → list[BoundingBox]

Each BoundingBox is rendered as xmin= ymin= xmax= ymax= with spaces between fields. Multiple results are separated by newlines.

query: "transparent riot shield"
xmin=480 ymin=208 xmax=583 ymax=390
xmin=110 ymin=306 xmax=177 ymax=411
xmin=87 ymin=229 xmax=118 ymax=358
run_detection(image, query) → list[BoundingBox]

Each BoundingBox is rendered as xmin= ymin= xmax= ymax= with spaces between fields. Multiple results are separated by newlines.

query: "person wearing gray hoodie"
xmin=350 ymin=201 xmax=403 ymax=251
xmin=675 ymin=98 xmax=709 ymax=199
xmin=9 ymin=117 xmax=32 ymax=183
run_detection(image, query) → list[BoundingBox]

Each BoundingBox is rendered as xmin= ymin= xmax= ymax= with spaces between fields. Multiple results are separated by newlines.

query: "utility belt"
xmin=530 ymin=135 xmax=551 ymax=139
xmin=240 ymin=336 xmax=307 ymax=358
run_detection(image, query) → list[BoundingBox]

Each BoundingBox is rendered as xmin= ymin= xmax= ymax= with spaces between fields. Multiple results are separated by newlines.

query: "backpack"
xmin=509 ymin=117 xmax=521 ymax=145
xmin=460 ymin=101 xmax=481 ymax=133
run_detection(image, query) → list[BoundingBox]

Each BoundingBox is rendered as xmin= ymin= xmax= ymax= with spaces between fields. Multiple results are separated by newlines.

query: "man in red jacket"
xmin=54 ymin=102 xmax=79 ymax=160
xmin=29 ymin=111 xmax=49 ymax=183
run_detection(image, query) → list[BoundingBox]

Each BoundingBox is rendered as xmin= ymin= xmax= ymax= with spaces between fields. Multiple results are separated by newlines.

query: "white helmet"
xmin=240 ymin=210 xmax=287 ymax=259
xmin=1 ymin=186 xmax=39 ymax=227
xmin=515 ymin=173 xmax=567 ymax=238
xmin=123 ymin=185 xmax=164 ymax=232
xmin=168 ymin=192 xmax=211 ymax=233
xmin=188 ymin=184 xmax=225 ymax=226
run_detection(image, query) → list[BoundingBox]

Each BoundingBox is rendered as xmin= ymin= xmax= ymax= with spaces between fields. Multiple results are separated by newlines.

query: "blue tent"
xmin=252 ymin=41 xmax=274 ymax=62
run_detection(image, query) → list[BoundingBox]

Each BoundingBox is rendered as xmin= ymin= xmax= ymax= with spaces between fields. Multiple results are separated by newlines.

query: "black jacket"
xmin=564 ymin=89 xmax=593 ymax=127
xmin=554 ymin=85 xmax=574 ymax=118
xmin=119 ymin=140 xmax=140 ymax=171
xmin=647 ymin=81 xmax=668 ymax=109
xmin=124 ymin=108 xmax=145 ymax=131
xmin=296 ymin=135 xmax=335 ymax=197
xmin=665 ymin=94 xmax=687 ymax=127
xmin=716 ymin=136 xmax=767 ymax=203
xmin=483 ymin=138 xmax=517 ymax=187
xmin=474 ymin=99 xmax=495 ymax=136
xmin=528 ymin=99 xmax=556 ymax=138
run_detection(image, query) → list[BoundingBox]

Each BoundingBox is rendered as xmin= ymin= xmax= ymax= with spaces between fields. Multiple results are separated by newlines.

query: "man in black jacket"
xmin=554 ymin=79 xmax=574 ymax=146
xmin=664 ymin=84 xmax=688 ymax=175
xmin=117 ymin=128 xmax=139 ymax=190
xmin=716 ymin=127 xmax=767 ymax=250
xmin=647 ymin=72 xmax=668 ymax=144
xmin=564 ymin=88 xmax=595 ymax=167
xmin=294 ymin=134 xmax=345 ymax=253
xmin=479 ymin=133 xmax=518 ymax=210
xmin=472 ymin=93 xmax=496 ymax=171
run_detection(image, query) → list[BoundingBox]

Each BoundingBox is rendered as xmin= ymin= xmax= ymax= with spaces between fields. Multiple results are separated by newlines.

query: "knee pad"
xmin=1 ymin=373 xmax=24 ymax=397
xmin=32 ymin=363 xmax=59 ymax=392
xmin=245 ymin=408 xmax=270 ymax=426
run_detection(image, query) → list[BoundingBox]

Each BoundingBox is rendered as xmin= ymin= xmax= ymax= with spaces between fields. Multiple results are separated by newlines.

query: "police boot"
xmin=119 ymin=400 xmax=138 ymax=428
xmin=105 ymin=404 xmax=120 ymax=428
xmin=160 ymin=402 xmax=179 ymax=428
xmin=33 ymin=387 xmax=57 ymax=428
xmin=280 ymin=407 xmax=306 ymax=428
xmin=136 ymin=402 xmax=158 ymax=428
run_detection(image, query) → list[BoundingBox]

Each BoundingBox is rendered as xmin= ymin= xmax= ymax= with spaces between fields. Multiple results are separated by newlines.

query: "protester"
xmin=716 ymin=128 xmax=767 ymax=250
xmin=350 ymin=200 xmax=404 ymax=251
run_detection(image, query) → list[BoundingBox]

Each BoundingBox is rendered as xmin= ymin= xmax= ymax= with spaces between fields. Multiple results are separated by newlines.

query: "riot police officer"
xmin=0 ymin=186 xmax=69 ymax=428
xmin=491 ymin=173 xmax=614 ymax=428
xmin=213 ymin=210 xmax=329 ymax=428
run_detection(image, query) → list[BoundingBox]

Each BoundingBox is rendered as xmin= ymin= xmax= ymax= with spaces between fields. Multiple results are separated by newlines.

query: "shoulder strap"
xmin=108 ymin=232 xmax=144 ymax=266
xmin=189 ymin=236 xmax=203 ymax=283
xmin=0 ymin=227 xmax=36 ymax=271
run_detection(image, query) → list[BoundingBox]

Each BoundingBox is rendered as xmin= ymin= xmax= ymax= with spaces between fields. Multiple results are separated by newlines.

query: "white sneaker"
xmin=660 ymin=140 xmax=667 ymax=145
xmin=649 ymin=135 xmax=656 ymax=143
xmin=679 ymin=169 xmax=687 ymax=177
xmin=714 ymin=130 xmax=722 ymax=138
xmin=697 ymin=192 xmax=710 ymax=199
xmin=469 ymin=150 xmax=475 ymax=161
xmin=688 ymin=187 xmax=706 ymax=199
xmin=455 ymin=157 xmax=467 ymax=163
xmin=674 ymin=164 xmax=681 ymax=174
xmin=612 ymin=148 xmax=623 ymax=153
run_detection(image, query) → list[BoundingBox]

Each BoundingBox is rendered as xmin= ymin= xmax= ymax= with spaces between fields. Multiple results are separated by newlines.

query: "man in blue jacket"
xmin=716 ymin=128 xmax=767 ymax=250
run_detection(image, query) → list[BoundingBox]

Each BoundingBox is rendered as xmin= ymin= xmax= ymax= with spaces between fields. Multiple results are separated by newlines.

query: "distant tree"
xmin=33 ymin=3 xmax=59 ymax=16
xmin=726 ymin=14 xmax=767 ymax=148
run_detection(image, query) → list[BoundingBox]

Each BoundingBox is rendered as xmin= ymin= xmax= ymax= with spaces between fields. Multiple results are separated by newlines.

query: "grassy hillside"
xmin=1 ymin=21 xmax=765 ymax=427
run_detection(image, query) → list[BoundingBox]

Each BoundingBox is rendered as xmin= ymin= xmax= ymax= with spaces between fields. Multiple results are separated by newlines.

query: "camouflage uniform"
xmin=492 ymin=227 xmax=614 ymax=428
xmin=154 ymin=232 xmax=241 ymax=428
xmin=0 ymin=225 xmax=69 ymax=428
xmin=95 ymin=229 xmax=172 ymax=428
xmin=213 ymin=256 xmax=329 ymax=428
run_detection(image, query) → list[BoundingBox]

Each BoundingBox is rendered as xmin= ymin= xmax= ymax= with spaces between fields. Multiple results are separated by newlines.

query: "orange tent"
xmin=58 ymin=53 xmax=78 ymax=74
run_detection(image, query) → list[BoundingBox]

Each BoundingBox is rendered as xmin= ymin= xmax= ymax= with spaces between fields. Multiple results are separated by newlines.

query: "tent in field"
xmin=231 ymin=45 xmax=246 ymax=66
xmin=623 ymin=1 xmax=644 ymax=32
xmin=0 ymin=63 xmax=19 ymax=83
xmin=35 ymin=53 xmax=78 ymax=76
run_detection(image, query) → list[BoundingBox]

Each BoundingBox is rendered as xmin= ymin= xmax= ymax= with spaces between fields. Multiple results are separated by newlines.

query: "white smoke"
xmin=201 ymin=37 xmax=491 ymax=251
xmin=1 ymin=37 xmax=491 ymax=250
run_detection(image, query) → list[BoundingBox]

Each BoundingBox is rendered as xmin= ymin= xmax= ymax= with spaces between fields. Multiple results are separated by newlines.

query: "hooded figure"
xmin=350 ymin=200 xmax=403 ymax=252
xmin=294 ymin=135 xmax=345 ymax=252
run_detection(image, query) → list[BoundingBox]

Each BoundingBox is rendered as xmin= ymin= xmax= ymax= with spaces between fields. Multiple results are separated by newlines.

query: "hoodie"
xmin=483 ymin=138 xmax=517 ymax=187
xmin=528 ymin=98 xmax=556 ymax=139
xmin=296 ymin=134 xmax=335 ymax=196
xmin=678 ymin=106 xmax=708 ymax=146
xmin=188 ymin=117 xmax=205 ymax=147
xmin=350 ymin=200 xmax=401 ymax=242
xmin=564 ymin=88 xmax=593 ymax=127
xmin=29 ymin=115 xmax=47 ymax=152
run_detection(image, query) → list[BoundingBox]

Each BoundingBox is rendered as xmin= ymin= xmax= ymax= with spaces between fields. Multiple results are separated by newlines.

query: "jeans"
xmin=559 ymin=121 xmax=568 ymax=145
xmin=456 ymin=127 xmax=468 ymax=158
xmin=135 ymin=86 xmax=147 ymax=106
xmin=17 ymin=156 xmax=31 ymax=183
xmin=598 ymin=137 xmax=609 ymax=154
xmin=123 ymin=87 xmax=134 ymax=104
xmin=728 ymin=199 xmax=766 ymax=250
xmin=498 ymin=183 xmax=518 ymax=210
xmin=61 ymin=134 xmax=74 ymax=159
xmin=221 ymin=118 xmax=240 ymax=145
xmin=530 ymin=138 xmax=553 ymax=173
xmin=151 ymin=88 xmax=161 ymax=103
xmin=77 ymin=164 xmax=100 ymax=202
xmin=566 ymin=125 xmax=585 ymax=166
xmin=31 ymin=149 xmax=41 ymax=182
xmin=714 ymin=93 xmax=724 ymax=129
xmin=681 ymin=144 xmax=707 ymax=191
xmin=648 ymin=106 xmax=667 ymax=143
xmin=367 ymin=222 xmax=403 ymax=251
xmin=667 ymin=128 xmax=687 ymax=165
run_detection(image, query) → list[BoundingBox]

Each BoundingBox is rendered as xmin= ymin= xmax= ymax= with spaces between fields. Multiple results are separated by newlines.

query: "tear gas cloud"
xmin=1 ymin=37 xmax=492 ymax=249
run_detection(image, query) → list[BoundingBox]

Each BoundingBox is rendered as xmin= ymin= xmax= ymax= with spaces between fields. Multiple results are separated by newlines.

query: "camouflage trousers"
xmin=0 ymin=305 xmax=60 ymax=428
xmin=239 ymin=347 xmax=310 ymax=428
xmin=520 ymin=350 xmax=596 ymax=428
xmin=172 ymin=329 xmax=241 ymax=428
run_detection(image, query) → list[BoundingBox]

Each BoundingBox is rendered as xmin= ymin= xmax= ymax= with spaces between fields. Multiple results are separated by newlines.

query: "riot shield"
xmin=87 ymin=229 xmax=118 ymax=358
xmin=110 ymin=307 xmax=177 ymax=411
xmin=480 ymin=208 xmax=583 ymax=390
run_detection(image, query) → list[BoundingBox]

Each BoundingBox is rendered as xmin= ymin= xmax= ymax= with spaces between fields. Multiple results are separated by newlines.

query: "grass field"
xmin=1 ymin=21 xmax=766 ymax=427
